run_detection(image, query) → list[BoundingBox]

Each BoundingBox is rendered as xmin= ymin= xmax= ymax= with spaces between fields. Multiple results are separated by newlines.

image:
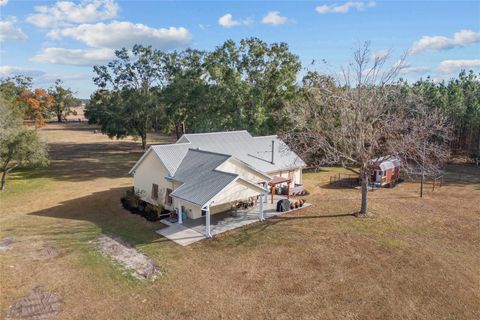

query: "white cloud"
xmin=218 ymin=13 xmax=253 ymax=28
xmin=32 ymin=48 xmax=115 ymax=66
xmin=26 ymin=0 xmax=119 ymax=28
xmin=48 ymin=21 xmax=191 ymax=49
xmin=373 ymin=49 xmax=390 ymax=60
xmin=316 ymin=1 xmax=376 ymax=14
xmin=0 ymin=19 xmax=28 ymax=41
xmin=0 ymin=66 xmax=45 ymax=77
xmin=410 ymin=29 xmax=480 ymax=55
xmin=261 ymin=11 xmax=288 ymax=26
xmin=0 ymin=0 xmax=8 ymax=7
xmin=400 ymin=65 xmax=430 ymax=75
xmin=437 ymin=59 xmax=480 ymax=74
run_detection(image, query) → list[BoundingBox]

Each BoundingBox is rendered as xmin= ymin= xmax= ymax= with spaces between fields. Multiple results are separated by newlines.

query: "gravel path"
xmin=96 ymin=235 xmax=160 ymax=280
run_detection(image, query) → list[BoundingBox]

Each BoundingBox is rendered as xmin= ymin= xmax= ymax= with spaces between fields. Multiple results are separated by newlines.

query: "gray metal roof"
xmin=150 ymin=143 xmax=191 ymax=176
xmin=177 ymin=131 xmax=305 ymax=173
xmin=169 ymin=149 xmax=237 ymax=207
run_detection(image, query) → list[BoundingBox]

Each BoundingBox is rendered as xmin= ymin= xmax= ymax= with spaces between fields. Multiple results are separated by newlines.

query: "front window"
xmin=165 ymin=188 xmax=173 ymax=205
xmin=151 ymin=184 xmax=159 ymax=200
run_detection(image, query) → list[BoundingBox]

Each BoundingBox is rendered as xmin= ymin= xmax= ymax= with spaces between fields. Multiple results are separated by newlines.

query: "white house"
xmin=129 ymin=131 xmax=306 ymax=237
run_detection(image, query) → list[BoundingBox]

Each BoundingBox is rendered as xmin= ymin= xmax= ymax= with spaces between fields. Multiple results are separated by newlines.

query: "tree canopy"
xmin=0 ymin=97 xmax=48 ymax=191
xmin=87 ymin=45 xmax=167 ymax=149
xmin=283 ymin=43 xmax=452 ymax=214
xmin=48 ymin=79 xmax=78 ymax=123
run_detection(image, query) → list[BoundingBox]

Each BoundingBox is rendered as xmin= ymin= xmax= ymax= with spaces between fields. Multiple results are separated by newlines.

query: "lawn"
xmin=1 ymin=123 xmax=479 ymax=319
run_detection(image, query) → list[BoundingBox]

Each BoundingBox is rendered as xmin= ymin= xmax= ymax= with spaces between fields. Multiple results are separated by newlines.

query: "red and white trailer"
xmin=371 ymin=157 xmax=401 ymax=186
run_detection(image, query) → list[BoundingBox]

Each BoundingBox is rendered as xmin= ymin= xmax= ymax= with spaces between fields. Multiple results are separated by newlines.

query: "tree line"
xmin=86 ymin=38 xmax=301 ymax=149
xmin=86 ymin=38 xmax=479 ymax=160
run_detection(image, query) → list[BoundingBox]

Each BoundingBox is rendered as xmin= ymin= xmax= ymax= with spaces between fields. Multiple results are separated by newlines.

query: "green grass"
xmin=0 ymin=168 xmax=52 ymax=200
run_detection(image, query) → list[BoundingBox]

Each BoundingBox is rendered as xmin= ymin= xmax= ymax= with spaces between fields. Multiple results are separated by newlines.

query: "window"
xmin=165 ymin=188 xmax=173 ymax=205
xmin=151 ymin=184 xmax=159 ymax=200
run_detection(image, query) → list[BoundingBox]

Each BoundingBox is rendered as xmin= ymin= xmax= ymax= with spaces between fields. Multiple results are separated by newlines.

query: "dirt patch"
xmin=30 ymin=245 xmax=59 ymax=261
xmin=96 ymin=235 xmax=160 ymax=281
xmin=7 ymin=286 xmax=61 ymax=320
xmin=0 ymin=237 xmax=14 ymax=252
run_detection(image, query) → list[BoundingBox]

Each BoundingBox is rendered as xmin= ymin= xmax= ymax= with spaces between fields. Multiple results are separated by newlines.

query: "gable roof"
xmin=129 ymin=143 xmax=190 ymax=176
xmin=177 ymin=131 xmax=305 ymax=173
xmin=168 ymin=148 xmax=267 ymax=207
xmin=169 ymin=149 xmax=237 ymax=207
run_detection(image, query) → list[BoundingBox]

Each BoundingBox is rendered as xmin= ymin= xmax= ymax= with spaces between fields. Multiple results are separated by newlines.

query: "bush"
xmin=144 ymin=203 xmax=164 ymax=221
xmin=121 ymin=188 xmax=167 ymax=222
xmin=123 ymin=187 xmax=143 ymax=209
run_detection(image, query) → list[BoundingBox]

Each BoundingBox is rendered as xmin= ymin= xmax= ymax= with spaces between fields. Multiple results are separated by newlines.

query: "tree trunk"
xmin=57 ymin=113 xmax=62 ymax=123
xmin=141 ymin=134 xmax=147 ymax=150
xmin=1 ymin=170 xmax=6 ymax=191
xmin=360 ymin=170 xmax=368 ymax=215
xmin=175 ymin=123 xmax=181 ymax=140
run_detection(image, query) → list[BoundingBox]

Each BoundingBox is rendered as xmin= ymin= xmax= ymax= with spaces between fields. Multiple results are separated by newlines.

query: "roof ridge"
xmin=182 ymin=130 xmax=249 ymax=136
xmin=188 ymin=147 xmax=232 ymax=158
xmin=152 ymin=142 xmax=191 ymax=148
xmin=252 ymin=135 xmax=278 ymax=139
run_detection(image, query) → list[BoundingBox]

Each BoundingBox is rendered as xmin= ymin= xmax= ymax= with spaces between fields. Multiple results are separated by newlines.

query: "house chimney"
xmin=271 ymin=140 xmax=275 ymax=164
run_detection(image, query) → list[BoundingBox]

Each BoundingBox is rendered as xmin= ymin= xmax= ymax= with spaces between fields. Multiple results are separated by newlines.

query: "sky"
xmin=0 ymin=0 xmax=479 ymax=98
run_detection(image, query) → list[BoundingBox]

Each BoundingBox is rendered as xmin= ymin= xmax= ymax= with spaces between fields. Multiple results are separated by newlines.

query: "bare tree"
xmin=283 ymin=42 xmax=451 ymax=215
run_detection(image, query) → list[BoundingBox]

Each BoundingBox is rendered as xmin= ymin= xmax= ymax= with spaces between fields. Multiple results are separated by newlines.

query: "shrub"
xmin=123 ymin=187 xmax=143 ymax=209
xmin=144 ymin=203 xmax=164 ymax=221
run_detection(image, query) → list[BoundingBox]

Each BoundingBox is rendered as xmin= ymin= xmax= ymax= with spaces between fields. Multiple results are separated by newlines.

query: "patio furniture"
xmin=276 ymin=199 xmax=290 ymax=212
xmin=269 ymin=176 xmax=292 ymax=203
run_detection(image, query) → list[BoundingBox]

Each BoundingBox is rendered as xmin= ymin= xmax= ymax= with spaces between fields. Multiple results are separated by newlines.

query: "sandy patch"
xmin=7 ymin=286 xmax=61 ymax=320
xmin=0 ymin=237 xmax=14 ymax=252
xmin=95 ymin=235 xmax=160 ymax=281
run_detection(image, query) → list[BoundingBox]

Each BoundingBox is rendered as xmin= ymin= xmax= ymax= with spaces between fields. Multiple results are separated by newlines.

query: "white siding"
xmin=216 ymin=158 xmax=268 ymax=184
xmin=133 ymin=151 xmax=175 ymax=209
xmin=210 ymin=179 xmax=263 ymax=207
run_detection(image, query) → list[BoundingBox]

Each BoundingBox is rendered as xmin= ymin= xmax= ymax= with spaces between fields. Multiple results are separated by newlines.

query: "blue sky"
xmin=1 ymin=0 xmax=479 ymax=98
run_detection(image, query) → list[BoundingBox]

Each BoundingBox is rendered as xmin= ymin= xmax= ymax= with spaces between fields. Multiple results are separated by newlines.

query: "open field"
xmin=1 ymin=123 xmax=479 ymax=319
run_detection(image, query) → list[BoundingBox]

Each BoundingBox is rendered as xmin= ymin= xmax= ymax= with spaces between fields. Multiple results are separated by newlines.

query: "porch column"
xmin=178 ymin=206 xmax=183 ymax=224
xmin=264 ymin=182 xmax=268 ymax=204
xmin=259 ymin=193 xmax=264 ymax=221
xmin=205 ymin=206 xmax=212 ymax=238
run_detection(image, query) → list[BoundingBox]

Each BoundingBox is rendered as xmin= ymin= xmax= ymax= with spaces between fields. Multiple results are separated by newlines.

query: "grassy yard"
xmin=1 ymin=123 xmax=479 ymax=319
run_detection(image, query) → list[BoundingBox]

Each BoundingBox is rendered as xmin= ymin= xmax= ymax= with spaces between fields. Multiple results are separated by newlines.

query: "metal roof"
xmin=150 ymin=143 xmax=190 ymax=176
xmin=177 ymin=131 xmax=306 ymax=173
xmin=370 ymin=156 xmax=401 ymax=171
xmin=129 ymin=131 xmax=305 ymax=206
xmin=169 ymin=149 xmax=237 ymax=207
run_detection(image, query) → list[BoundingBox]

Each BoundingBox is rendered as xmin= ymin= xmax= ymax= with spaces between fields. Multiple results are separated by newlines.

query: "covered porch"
xmin=157 ymin=195 xmax=311 ymax=246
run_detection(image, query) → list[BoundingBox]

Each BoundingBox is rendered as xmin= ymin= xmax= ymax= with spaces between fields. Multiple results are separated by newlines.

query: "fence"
xmin=329 ymin=173 xmax=360 ymax=187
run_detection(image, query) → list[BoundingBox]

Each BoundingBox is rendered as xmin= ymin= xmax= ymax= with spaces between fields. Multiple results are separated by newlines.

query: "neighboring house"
xmin=129 ymin=131 xmax=306 ymax=236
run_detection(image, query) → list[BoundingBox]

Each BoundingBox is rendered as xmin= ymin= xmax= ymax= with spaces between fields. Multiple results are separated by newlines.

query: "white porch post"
xmin=205 ymin=206 xmax=212 ymax=238
xmin=178 ymin=206 xmax=183 ymax=224
xmin=264 ymin=182 xmax=268 ymax=203
xmin=259 ymin=193 xmax=264 ymax=221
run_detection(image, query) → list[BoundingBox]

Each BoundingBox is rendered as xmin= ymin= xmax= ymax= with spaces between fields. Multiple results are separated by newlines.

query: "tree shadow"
xmin=27 ymin=187 xmax=164 ymax=247
xmin=44 ymin=141 xmax=142 ymax=181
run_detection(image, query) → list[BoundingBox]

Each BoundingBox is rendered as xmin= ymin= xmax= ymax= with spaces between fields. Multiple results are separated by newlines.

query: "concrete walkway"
xmin=156 ymin=224 xmax=205 ymax=246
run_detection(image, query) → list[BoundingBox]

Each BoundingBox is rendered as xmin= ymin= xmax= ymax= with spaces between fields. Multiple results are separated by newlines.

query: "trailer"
xmin=371 ymin=157 xmax=401 ymax=187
